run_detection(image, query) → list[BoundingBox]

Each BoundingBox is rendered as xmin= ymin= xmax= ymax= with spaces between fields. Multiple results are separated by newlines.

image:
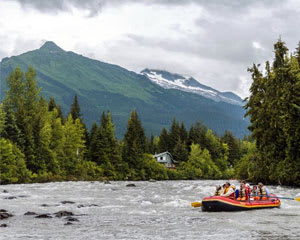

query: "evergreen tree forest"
xmin=0 ymin=67 xmax=252 ymax=184
xmin=1 ymin=39 xmax=299 ymax=187
xmin=239 ymin=39 xmax=300 ymax=186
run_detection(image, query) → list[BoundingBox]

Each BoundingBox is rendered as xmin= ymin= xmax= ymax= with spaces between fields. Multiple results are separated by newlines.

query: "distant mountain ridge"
xmin=141 ymin=69 xmax=243 ymax=105
xmin=0 ymin=41 xmax=249 ymax=138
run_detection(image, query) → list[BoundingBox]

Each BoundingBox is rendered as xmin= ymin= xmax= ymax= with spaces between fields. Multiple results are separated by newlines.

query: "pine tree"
xmin=1 ymin=105 xmax=24 ymax=148
xmin=4 ymin=67 xmax=41 ymax=173
xmin=122 ymin=110 xmax=147 ymax=170
xmin=168 ymin=118 xmax=180 ymax=153
xmin=221 ymin=130 xmax=241 ymax=166
xmin=48 ymin=97 xmax=57 ymax=112
xmin=69 ymin=94 xmax=82 ymax=121
xmin=179 ymin=121 xmax=188 ymax=143
xmin=188 ymin=121 xmax=207 ymax=148
xmin=97 ymin=112 xmax=122 ymax=178
xmin=172 ymin=139 xmax=188 ymax=162
xmin=0 ymin=104 xmax=5 ymax=135
xmin=87 ymin=122 xmax=98 ymax=161
xmin=245 ymin=39 xmax=300 ymax=185
xmin=158 ymin=128 xmax=170 ymax=153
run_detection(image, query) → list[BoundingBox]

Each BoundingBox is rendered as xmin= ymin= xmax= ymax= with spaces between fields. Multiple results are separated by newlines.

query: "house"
xmin=153 ymin=151 xmax=177 ymax=169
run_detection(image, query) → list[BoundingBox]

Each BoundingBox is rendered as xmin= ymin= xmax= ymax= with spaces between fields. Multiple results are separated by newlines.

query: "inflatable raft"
xmin=201 ymin=194 xmax=280 ymax=211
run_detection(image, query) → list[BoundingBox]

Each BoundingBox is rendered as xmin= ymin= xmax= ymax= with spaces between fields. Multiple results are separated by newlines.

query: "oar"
xmin=276 ymin=196 xmax=300 ymax=201
xmin=251 ymin=195 xmax=300 ymax=201
xmin=191 ymin=202 xmax=202 ymax=207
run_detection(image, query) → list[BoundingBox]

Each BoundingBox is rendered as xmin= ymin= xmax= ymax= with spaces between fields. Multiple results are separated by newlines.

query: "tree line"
xmin=240 ymin=39 xmax=300 ymax=186
xmin=1 ymin=39 xmax=299 ymax=186
xmin=0 ymin=67 xmax=253 ymax=184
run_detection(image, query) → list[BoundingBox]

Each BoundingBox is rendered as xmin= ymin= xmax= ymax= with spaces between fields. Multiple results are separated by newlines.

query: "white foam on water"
xmin=1 ymin=180 xmax=300 ymax=240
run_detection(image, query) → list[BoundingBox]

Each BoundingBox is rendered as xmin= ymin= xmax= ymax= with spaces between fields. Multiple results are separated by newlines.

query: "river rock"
xmin=24 ymin=211 xmax=37 ymax=216
xmin=4 ymin=196 xmax=17 ymax=200
xmin=40 ymin=204 xmax=50 ymax=207
xmin=0 ymin=209 xmax=7 ymax=212
xmin=104 ymin=180 xmax=111 ymax=184
xmin=0 ymin=224 xmax=8 ymax=227
xmin=3 ymin=190 xmax=8 ymax=193
xmin=18 ymin=195 xmax=30 ymax=198
xmin=61 ymin=201 xmax=75 ymax=204
xmin=126 ymin=183 xmax=136 ymax=187
xmin=55 ymin=211 xmax=73 ymax=217
xmin=0 ymin=212 xmax=13 ymax=220
xmin=35 ymin=214 xmax=52 ymax=219
xmin=89 ymin=204 xmax=99 ymax=207
xmin=149 ymin=179 xmax=156 ymax=182
xmin=64 ymin=221 xmax=73 ymax=225
xmin=65 ymin=217 xmax=79 ymax=222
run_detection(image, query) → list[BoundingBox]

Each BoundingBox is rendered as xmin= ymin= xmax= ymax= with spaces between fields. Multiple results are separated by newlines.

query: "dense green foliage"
xmin=2 ymin=40 xmax=299 ymax=186
xmin=0 ymin=67 xmax=254 ymax=184
xmin=239 ymin=39 xmax=300 ymax=186
xmin=0 ymin=41 xmax=248 ymax=138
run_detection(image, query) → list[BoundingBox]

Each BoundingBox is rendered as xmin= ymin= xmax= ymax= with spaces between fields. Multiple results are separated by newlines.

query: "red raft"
xmin=201 ymin=194 xmax=280 ymax=211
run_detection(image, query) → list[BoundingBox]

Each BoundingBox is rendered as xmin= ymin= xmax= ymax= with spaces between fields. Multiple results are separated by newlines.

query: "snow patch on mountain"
xmin=141 ymin=69 xmax=243 ymax=106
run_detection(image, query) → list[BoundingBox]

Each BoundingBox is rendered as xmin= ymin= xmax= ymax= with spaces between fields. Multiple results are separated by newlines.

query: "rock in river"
xmin=55 ymin=211 xmax=73 ymax=217
xmin=61 ymin=201 xmax=75 ymax=204
xmin=126 ymin=183 xmax=136 ymax=187
xmin=4 ymin=196 xmax=17 ymax=200
xmin=65 ymin=217 xmax=79 ymax=222
xmin=0 ymin=212 xmax=13 ymax=220
xmin=35 ymin=214 xmax=52 ymax=219
xmin=24 ymin=211 xmax=37 ymax=216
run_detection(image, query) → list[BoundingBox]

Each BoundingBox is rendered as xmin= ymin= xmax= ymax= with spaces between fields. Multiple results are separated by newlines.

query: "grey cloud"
xmin=3 ymin=0 xmax=300 ymax=97
xmin=7 ymin=0 xmax=283 ymax=14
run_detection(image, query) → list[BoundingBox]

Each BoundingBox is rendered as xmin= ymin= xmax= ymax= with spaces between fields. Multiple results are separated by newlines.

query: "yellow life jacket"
xmin=258 ymin=186 xmax=267 ymax=196
xmin=214 ymin=189 xmax=222 ymax=196
xmin=239 ymin=188 xmax=246 ymax=198
xmin=223 ymin=187 xmax=229 ymax=194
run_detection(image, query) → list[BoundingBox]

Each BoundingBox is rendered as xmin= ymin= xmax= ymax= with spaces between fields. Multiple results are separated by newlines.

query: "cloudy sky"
xmin=1 ymin=0 xmax=300 ymax=98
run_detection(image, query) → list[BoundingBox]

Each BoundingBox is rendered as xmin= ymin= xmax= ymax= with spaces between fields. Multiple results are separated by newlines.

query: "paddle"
xmin=251 ymin=195 xmax=300 ymax=201
xmin=191 ymin=202 xmax=202 ymax=207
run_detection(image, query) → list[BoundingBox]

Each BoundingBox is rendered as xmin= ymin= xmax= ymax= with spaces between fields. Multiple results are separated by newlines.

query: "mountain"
xmin=0 ymin=41 xmax=249 ymax=138
xmin=141 ymin=69 xmax=243 ymax=105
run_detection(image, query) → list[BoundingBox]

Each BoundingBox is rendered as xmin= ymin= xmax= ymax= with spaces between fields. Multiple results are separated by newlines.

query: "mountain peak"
xmin=141 ymin=69 xmax=243 ymax=106
xmin=40 ymin=41 xmax=64 ymax=52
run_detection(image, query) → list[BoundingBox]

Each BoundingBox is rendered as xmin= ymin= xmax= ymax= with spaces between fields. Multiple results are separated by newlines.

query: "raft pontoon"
xmin=201 ymin=194 xmax=280 ymax=211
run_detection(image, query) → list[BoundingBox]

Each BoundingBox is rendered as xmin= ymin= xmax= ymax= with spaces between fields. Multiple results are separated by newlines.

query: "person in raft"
xmin=220 ymin=182 xmax=236 ymax=198
xmin=236 ymin=181 xmax=249 ymax=201
xmin=251 ymin=185 xmax=259 ymax=200
xmin=257 ymin=182 xmax=269 ymax=200
xmin=214 ymin=185 xmax=222 ymax=196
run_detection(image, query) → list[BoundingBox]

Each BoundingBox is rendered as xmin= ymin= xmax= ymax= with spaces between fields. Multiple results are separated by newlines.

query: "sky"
xmin=1 ymin=0 xmax=300 ymax=98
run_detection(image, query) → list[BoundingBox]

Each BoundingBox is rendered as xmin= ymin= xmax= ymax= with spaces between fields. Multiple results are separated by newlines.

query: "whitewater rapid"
xmin=1 ymin=180 xmax=300 ymax=239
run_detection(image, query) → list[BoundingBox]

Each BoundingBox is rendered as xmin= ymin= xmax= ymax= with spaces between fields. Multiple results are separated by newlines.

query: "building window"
xmin=160 ymin=157 xmax=163 ymax=160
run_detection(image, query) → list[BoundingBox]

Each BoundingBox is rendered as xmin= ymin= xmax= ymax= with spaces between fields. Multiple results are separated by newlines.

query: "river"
xmin=1 ymin=180 xmax=300 ymax=239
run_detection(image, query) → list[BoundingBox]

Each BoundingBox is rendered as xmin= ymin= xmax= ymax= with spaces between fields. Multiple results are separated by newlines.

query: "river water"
xmin=1 ymin=180 xmax=300 ymax=240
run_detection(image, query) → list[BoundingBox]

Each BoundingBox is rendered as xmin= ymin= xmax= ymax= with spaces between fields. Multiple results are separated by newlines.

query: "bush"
xmin=0 ymin=138 xmax=31 ymax=184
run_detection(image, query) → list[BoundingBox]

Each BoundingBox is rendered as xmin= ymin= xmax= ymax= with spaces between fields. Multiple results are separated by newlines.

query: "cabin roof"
xmin=153 ymin=151 xmax=178 ymax=163
xmin=153 ymin=151 xmax=172 ymax=158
